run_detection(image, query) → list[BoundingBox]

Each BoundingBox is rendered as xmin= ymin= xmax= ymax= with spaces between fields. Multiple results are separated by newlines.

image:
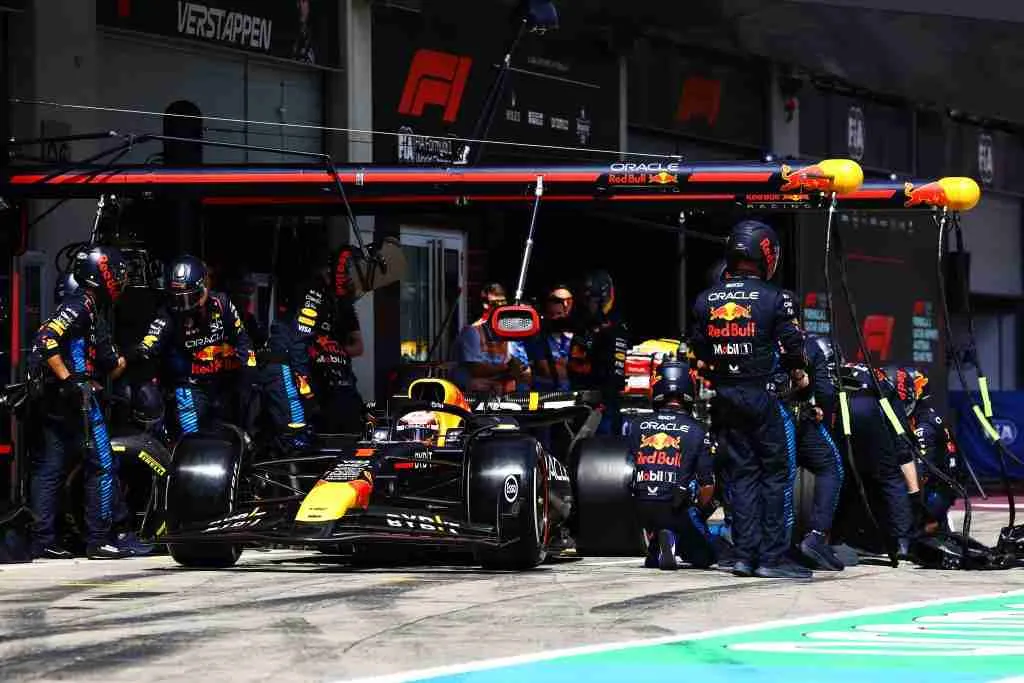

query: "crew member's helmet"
xmin=651 ymin=360 xmax=692 ymax=410
xmin=725 ymin=220 xmax=780 ymax=280
xmin=72 ymin=245 xmax=129 ymax=303
xmin=331 ymin=245 xmax=358 ymax=299
xmin=883 ymin=365 xmax=929 ymax=415
xmin=54 ymin=272 xmax=81 ymax=304
xmin=131 ymin=381 xmax=165 ymax=430
xmin=395 ymin=410 xmax=441 ymax=446
xmin=166 ymin=255 xmax=210 ymax=313
xmin=580 ymin=270 xmax=615 ymax=319
xmin=806 ymin=333 xmax=835 ymax=365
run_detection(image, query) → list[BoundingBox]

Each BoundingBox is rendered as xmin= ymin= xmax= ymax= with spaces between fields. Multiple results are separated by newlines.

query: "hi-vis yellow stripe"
xmin=979 ymin=376 xmax=993 ymax=418
xmin=838 ymin=391 xmax=852 ymax=436
xmin=973 ymin=405 xmax=1001 ymax=443
xmin=879 ymin=397 xmax=905 ymax=435
xmin=529 ymin=392 xmax=539 ymax=411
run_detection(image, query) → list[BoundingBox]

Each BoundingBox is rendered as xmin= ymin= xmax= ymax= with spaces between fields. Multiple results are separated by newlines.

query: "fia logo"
xmin=978 ymin=132 xmax=994 ymax=185
xmin=993 ymin=418 xmax=1017 ymax=446
xmin=847 ymin=106 xmax=865 ymax=161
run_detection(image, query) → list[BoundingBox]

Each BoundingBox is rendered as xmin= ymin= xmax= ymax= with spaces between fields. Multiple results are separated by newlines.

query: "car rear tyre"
xmin=574 ymin=435 xmax=646 ymax=556
xmin=467 ymin=433 xmax=548 ymax=570
xmin=164 ymin=427 xmax=245 ymax=569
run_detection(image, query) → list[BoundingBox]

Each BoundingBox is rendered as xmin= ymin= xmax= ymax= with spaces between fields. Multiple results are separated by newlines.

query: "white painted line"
xmin=577 ymin=558 xmax=644 ymax=567
xmin=336 ymin=589 xmax=1024 ymax=683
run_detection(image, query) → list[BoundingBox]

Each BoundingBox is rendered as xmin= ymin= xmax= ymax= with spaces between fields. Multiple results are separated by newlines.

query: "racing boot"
xmin=657 ymin=529 xmax=680 ymax=570
xmin=731 ymin=559 xmax=754 ymax=577
xmin=87 ymin=543 xmax=130 ymax=560
xmin=754 ymin=561 xmax=813 ymax=579
xmin=116 ymin=531 xmax=156 ymax=557
xmin=799 ymin=530 xmax=844 ymax=571
xmin=32 ymin=546 xmax=74 ymax=560
xmin=644 ymin=531 xmax=659 ymax=568
xmin=831 ymin=543 xmax=860 ymax=567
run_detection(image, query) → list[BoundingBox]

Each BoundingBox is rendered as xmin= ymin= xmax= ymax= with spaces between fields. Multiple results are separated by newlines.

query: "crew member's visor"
xmin=169 ymin=288 xmax=205 ymax=313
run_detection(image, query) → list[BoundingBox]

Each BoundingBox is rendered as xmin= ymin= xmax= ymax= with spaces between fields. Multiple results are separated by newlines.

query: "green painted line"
xmin=346 ymin=590 xmax=1024 ymax=683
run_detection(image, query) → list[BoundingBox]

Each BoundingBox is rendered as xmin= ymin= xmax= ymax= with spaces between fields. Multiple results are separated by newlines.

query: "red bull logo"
xmin=649 ymin=171 xmax=677 ymax=185
xmin=709 ymin=302 xmax=751 ymax=321
xmin=638 ymin=433 xmax=681 ymax=452
xmin=779 ymin=164 xmax=832 ymax=193
xmin=903 ymin=181 xmax=947 ymax=208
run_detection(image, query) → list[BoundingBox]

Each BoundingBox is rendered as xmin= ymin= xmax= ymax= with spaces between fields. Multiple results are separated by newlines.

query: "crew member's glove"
xmin=59 ymin=374 xmax=95 ymax=406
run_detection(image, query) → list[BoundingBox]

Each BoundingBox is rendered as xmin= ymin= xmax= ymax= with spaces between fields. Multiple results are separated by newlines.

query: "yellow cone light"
xmin=937 ymin=177 xmax=981 ymax=212
xmin=818 ymin=159 xmax=864 ymax=195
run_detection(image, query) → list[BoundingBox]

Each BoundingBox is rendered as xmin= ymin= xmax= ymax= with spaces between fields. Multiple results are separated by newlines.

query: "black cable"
xmin=833 ymin=216 xmax=973 ymax=563
xmin=936 ymin=211 xmax=1019 ymax=535
xmin=820 ymin=195 xmax=895 ymax=564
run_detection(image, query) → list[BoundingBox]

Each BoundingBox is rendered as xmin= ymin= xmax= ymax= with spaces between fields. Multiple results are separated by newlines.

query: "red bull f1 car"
xmin=159 ymin=378 xmax=644 ymax=569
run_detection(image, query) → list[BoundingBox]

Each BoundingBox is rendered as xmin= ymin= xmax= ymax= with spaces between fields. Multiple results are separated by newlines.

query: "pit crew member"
xmin=690 ymin=220 xmax=810 ymax=579
xmin=525 ymin=284 xmax=574 ymax=392
xmin=27 ymin=246 xmax=134 ymax=559
xmin=629 ymin=361 xmax=717 ymax=570
xmin=134 ymin=255 xmax=255 ymax=437
xmin=453 ymin=283 xmax=530 ymax=394
xmin=567 ymin=270 xmax=628 ymax=434
xmin=891 ymin=366 xmax=963 ymax=533
xmin=792 ymin=333 xmax=846 ymax=571
xmin=838 ymin=364 xmax=922 ymax=560
xmin=262 ymin=247 xmax=365 ymax=444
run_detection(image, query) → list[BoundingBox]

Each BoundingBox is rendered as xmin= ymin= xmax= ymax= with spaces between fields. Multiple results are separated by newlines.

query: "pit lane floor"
xmin=1 ymin=509 xmax=1021 ymax=683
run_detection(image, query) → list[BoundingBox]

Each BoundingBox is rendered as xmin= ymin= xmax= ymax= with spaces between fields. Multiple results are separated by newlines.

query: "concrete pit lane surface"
xmin=1 ymin=508 xmax=1022 ymax=683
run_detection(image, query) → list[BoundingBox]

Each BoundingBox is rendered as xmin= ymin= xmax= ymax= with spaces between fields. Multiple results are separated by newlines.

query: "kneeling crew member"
xmin=841 ymin=364 xmax=920 ymax=560
xmin=690 ymin=220 xmax=811 ymax=579
xmin=629 ymin=361 xmax=717 ymax=570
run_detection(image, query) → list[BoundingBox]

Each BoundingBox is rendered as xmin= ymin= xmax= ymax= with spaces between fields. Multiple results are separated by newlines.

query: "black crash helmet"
xmin=725 ymin=220 xmax=780 ymax=280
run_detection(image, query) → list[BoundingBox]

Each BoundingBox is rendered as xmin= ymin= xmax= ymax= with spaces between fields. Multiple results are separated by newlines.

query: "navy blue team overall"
xmin=691 ymin=273 xmax=807 ymax=573
xmin=911 ymin=403 xmax=964 ymax=530
xmin=29 ymin=293 xmax=123 ymax=553
xmin=629 ymin=409 xmax=717 ymax=569
xmin=136 ymin=292 xmax=253 ymax=437
xmin=795 ymin=336 xmax=845 ymax=536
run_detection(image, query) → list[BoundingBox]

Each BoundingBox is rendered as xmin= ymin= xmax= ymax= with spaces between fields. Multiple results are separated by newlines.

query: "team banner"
xmin=949 ymin=391 xmax=1024 ymax=480
xmin=96 ymin=0 xmax=340 ymax=68
xmin=797 ymin=209 xmax=948 ymax=409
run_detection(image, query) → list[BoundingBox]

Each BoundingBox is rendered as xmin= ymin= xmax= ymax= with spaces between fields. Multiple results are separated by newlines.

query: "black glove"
xmin=58 ymin=375 xmax=94 ymax=407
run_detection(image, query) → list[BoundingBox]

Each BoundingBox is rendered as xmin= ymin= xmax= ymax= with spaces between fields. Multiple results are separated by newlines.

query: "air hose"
xmin=935 ymin=210 xmax=1019 ymax=540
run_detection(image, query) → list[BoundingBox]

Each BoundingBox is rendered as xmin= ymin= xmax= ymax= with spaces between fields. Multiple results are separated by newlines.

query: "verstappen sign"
xmin=96 ymin=0 xmax=340 ymax=67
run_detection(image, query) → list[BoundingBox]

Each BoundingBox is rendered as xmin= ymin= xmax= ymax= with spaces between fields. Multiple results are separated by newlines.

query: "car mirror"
xmin=489 ymin=304 xmax=540 ymax=339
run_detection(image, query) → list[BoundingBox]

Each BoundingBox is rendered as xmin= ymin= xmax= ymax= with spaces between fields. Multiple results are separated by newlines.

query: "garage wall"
xmin=955 ymin=195 xmax=1022 ymax=297
xmin=98 ymin=32 xmax=322 ymax=164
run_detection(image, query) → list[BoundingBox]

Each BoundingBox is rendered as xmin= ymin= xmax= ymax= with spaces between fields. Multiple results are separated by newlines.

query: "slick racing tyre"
xmin=164 ymin=426 xmax=245 ymax=568
xmin=574 ymin=435 xmax=646 ymax=555
xmin=467 ymin=433 xmax=548 ymax=570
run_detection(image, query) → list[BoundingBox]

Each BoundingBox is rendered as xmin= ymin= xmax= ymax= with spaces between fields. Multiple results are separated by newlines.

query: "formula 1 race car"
xmin=160 ymin=378 xmax=644 ymax=569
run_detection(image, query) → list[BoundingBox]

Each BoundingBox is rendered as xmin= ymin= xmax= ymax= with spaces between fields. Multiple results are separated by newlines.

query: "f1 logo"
xmin=398 ymin=49 xmax=473 ymax=123
xmin=855 ymin=314 xmax=895 ymax=362
xmin=676 ymin=76 xmax=721 ymax=126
